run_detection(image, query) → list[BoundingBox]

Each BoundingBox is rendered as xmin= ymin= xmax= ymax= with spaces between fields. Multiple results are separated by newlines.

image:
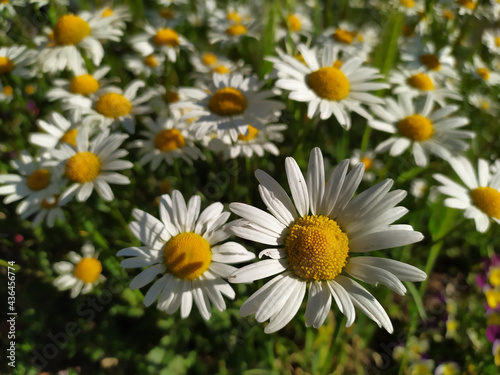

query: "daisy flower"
xmin=174 ymin=73 xmax=285 ymax=140
xmin=369 ymin=94 xmax=473 ymax=166
xmin=275 ymin=9 xmax=313 ymax=44
xmin=483 ymin=29 xmax=500 ymax=55
xmin=52 ymin=128 xmax=133 ymax=203
xmin=189 ymin=51 xmax=249 ymax=78
xmin=391 ymin=0 xmax=425 ymax=16
xmin=454 ymin=0 xmax=478 ymax=15
xmin=208 ymin=123 xmax=287 ymax=159
xmin=0 ymin=45 xmax=34 ymax=79
xmin=36 ymin=11 xmax=124 ymax=73
xmin=124 ymin=53 xmax=165 ymax=77
xmin=117 ymin=190 xmax=255 ymax=319
xmin=95 ymin=5 xmax=131 ymax=30
xmin=350 ymin=149 xmax=383 ymax=182
xmin=228 ymin=147 xmax=425 ymax=333
xmin=400 ymin=40 xmax=457 ymax=79
xmin=53 ymin=243 xmax=105 ymax=298
xmin=0 ymin=82 xmax=14 ymax=103
xmin=433 ymin=156 xmax=500 ymax=233
xmin=469 ymin=92 xmax=499 ymax=115
xmin=0 ymin=0 xmax=24 ymax=15
xmin=30 ymin=112 xmax=84 ymax=150
xmin=130 ymin=116 xmax=204 ymax=169
xmin=271 ymin=44 xmax=388 ymax=129
xmin=465 ymin=55 xmax=500 ymax=86
xmin=19 ymin=193 xmax=66 ymax=228
xmin=318 ymin=22 xmax=370 ymax=58
xmin=207 ymin=6 xmax=259 ymax=46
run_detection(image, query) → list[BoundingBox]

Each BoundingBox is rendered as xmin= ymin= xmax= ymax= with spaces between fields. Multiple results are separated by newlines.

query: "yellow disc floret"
xmin=143 ymin=55 xmax=159 ymax=67
xmin=397 ymin=114 xmax=434 ymax=141
xmin=27 ymin=169 xmax=51 ymax=191
xmin=456 ymin=0 xmax=476 ymax=10
xmin=208 ymin=87 xmax=248 ymax=116
xmin=102 ymin=8 xmax=114 ymax=17
xmin=476 ymin=68 xmax=490 ymax=81
xmin=73 ymin=257 xmax=102 ymax=283
xmin=95 ymin=93 xmax=132 ymax=119
xmin=53 ymin=15 xmax=91 ymax=45
xmin=3 ymin=86 xmax=13 ymax=96
xmin=360 ymin=157 xmax=373 ymax=171
xmin=41 ymin=195 xmax=59 ymax=209
xmin=420 ymin=54 xmax=441 ymax=71
xmin=154 ymin=129 xmax=186 ymax=151
xmin=61 ymin=129 xmax=78 ymax=146
xmin=470 ymin=186 xmax=500 ymax=219
xmin=0 ymin=57 xmax=14 ymax=74
xmin=495 ymin=37 xmax=500 ymax=48
xmin=163 ymin=232 xmax=212 ymax=280
xmin=212 ymin=65 xmax=230 ymax=74
xmin=400 ymin=0 xmax=415 ymax=7
xmin=226 ymin=24 xmax=247 ymax=36
xmin=285 ymin=215 xmax=349 ymax=281
xmin=226 ymin=11 xmax=241 ymax=23
xmin=65 ymin=151 xmax=101 ymax=183
xmin=332 ymin=29 xmax=355 ymax=44
xmin=407 ymin=73 xmax=434 ymax=91
xmin=70 ymin=74 xmax=99 ymax=95
xmin=201 ymin=52 xmax=217 ymax=66
xmin=307 ymin=67 xmax=350 ymax=101
xmin=287 ymin=14 xmax=302 ymax=32
xmin=152 ymin=28 xmax=180 ymax=47
xmin=237 ymin=125 xmax=259 ymax=141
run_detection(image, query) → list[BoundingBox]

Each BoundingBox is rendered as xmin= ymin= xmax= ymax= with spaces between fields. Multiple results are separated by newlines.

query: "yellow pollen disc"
xmin=470 ymin=186 xmax=500 ymax=219
xmin=65 ymin=151 xmax=101 ymax=183
xmin=360 ymin=157 xmax=373 ymax=171
xmin=294 ymin=53 xmax=306 ymax=64
xmin=160 ymin=9 xmax=174 ymax=19
xmin=25 ymin=85 xmax=36 ymax=95
xmin=237 ymin=125 xmax=259 ymax=141
xmin=208 ymin=87 xmax=248 ymax=116
xmin=307 ymin=67 xmax=350 ymax=101
xmin=476 ymin=68 xmax=490 ymax=81
xmin=73 ymin=258 xmax=102 ymax=283
xmin=482 ymin=100 xmax=491 ymax=110
xmin=27 ymin=169 xmax=51 ymax=191
xmin=0 ymin=56 xmax=14 ymax=74
xmin=41 ymin=195 xmax=59 ymax=209
xmin=420 ymin=54 xmax=441 ymax=71
xmin=53 ymin=15 xmax=91 ymax=45
xmin=333 ymin=60 xmax=343 ymax=69
xmin=154 ymin=129 xmax=186 ymax=151
xmin=152 ymin=28 xmax=180 ymax=47
xmin=285 ymin=215 xmax=349 ymax=281
xmin=456 ymin=0 xmax=476 ymax=9
xmin=490 ymin=267 xmax=500 ymax=287
xmin=443 ymin=10 xmax=454 ymax=20
xmin=61 ymin=129 xmax=78 ymax=146
xmin=0 ymin=0 xmax=10 ymax=3
xmin=212 ymin=65 xmax=230 ymax=74
xmin=95 ymin=93 xmax=132 ymax=119
xmin=407 ymin=73 xmax=434 ymax=91
xmin=495 ymin=37 xmax=500 ymax=47
xmin=201 ymin=52 xmax=217 ymax=66
xmin=163 ymin=232 xmax=212 ymax=280
xmin=400 ymin=0 xmax=415 ymax=7
xmin=70 ymin=74 xmax=100 ymax=95
xmin=3 ymin=86 xmax=13 ymax=96
xmin=102 ymin=8 xmax=113 ymax=17
xmin=397 ymin=114 xmax=434 ymax=141
xmin=287 ymin=14 xmax=302 ymax=32
xmin=143 ymin=55 xmax=159 ymax=67
xmin=226 ymin=11 xmax=241 ymax=23
xmin=225 ymin=24 xmax=247 ymax=36
xmin=332 ymin=29 xmax=355 ymax=44
xmin=166 ymin=91 xmax=180 ymax=103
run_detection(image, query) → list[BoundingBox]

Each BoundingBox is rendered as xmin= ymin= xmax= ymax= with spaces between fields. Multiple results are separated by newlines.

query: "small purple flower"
xmin=486 ymin=325 xmax=500 ymax=343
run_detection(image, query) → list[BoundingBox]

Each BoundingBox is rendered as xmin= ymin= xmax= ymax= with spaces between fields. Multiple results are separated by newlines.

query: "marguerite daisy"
xmin=275 ymin=9 xmax=313 ymax=44
xmin=400 ymin=40 xmax=457 ymax=79
xmin=465 ymin=55 xmax=500 ymax=86
xmin=350 ymin=149 xmax=382 ymax=182
xmin=117 ymin=190 xmax=255 ymax=319
xmin=434 ymin=156 xmax=500 ymax=233
xmin=0 ymin=45 xmax=34 ymax=79
xmin=124 ymin=53 xmax=165 ymax=77
xmin=483 ymin=29 xmax=500 ymax=55
xmin=228 ymin=147 xmax=425 ymax=333
xmin=30 ymin=112 xmax=83 ymax=149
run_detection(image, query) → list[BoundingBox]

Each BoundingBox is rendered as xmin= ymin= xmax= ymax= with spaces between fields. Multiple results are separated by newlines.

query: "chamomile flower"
xmin=433 ymin=157 xmax=500 ymax=232
xmin=0 ymin=0 xmax=24 ymax=15
xmin=130 ymin=116 xmax=204 ymax=169
xmin=275 ymin=9 xmax=313 ymax=44
xmin=129 ymin=23 xmax=193 ymax=63
xmin=391 ymin=0 xmax=425 ymax=16
xmin=53 ymin=243 xmax=105 ymax=298
xmin=52 ymin=128 xmax=133 ymax=203
xmin=0 ymin=82 xmax=14 ymax=103
xmin=318 ymin=22 xmax=370 ymax=58
xmin=95 ymin=5 xmax=131 ymax=30
xmin=350 ymin=149 xmax=382 ymax=182
xmin=228 ymin=147 xmax=425 ymax=333
xmin=124 ymin=53 xmax=165 ymax=77
xmin=370 ymin=94 xmax=473 ymax=166
xmin=410 ymin=178 xmax=429 ymax=199
xmin=19 ymin=193 xmax=66 ymax=228
xmin=174 ymin=73 xmax=285 ymax=140
xmin=400 ymin=40 xmax=457 ymax=79
xmin=469 ymin=92 xmax=499 ymax=115
xmin=117 ymin=190 xmax=255 ymax=319
xmin=483 ymin=29 xmax=500 ymax=55
xmin=208 ymin=7 xmax=259 ymax=46
xmin=30 ymin=112 xmax=83 ymax=149
xmin=465 ymin=55 xmax=500 ymax=86
xmin=454 ymin=0 xmax=478 ymax=15
xmin=271 ymin=44 xmax=388 ymax=129
xmin=208 ymin=123 xmax=287 ymax=159
xmin=189 ymin=51 xmax=248 ymax=78
xmin=0 ymin=45 xmax=34 ymax=79
xmin=37 ymin=11 xmax=124 ymax=73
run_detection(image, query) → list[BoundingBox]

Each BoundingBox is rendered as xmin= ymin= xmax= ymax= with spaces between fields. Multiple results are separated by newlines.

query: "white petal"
xmin=228 ymin=259 xmax=288 ymax=283
xmin=285 ymin=157 xmax=309 ymax=217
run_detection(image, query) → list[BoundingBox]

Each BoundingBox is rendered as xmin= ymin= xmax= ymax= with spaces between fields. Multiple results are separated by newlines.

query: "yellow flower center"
xmin=70 ymin=74 xmax=100 ymax=95
xmin=237 ymin=125 xmax=259 ymax=141
xmin=481 ymin=100 xmax=491 ymax=110
xmin=163 ymin=232 xmax=212 ymax=280
xmin=27 ymin=169 xmax=51 ymax=191
xmin=456 ymin=0 xmax=476 ymax=9
xmin=360 ymin=157 xmax=373 ymax=171
xmin=3 ymin=86 xmax=13 ymax=96
xmin=470 ymin=187 xmax=500 ymax=219
xmin=307 ymin=67 xmax=350 ymax=101
xmin=73 ymin=257 xmax=102 ymax=283
xmin=152 ymin=28 xmax=180 ymax=47
xmin=495 ymin=37 xmax=500 ymax=47
xmin=332 ymin=29 xmax=355 ymax=44
xmin=53 ymin=15 xmax=91 ymax=45
xmin=95 ymin=93 xmax=132 ymax=119
xmin=397 ymin=114 xmax=434 ymax=141
xmin=65 ymin=151 xmax=101 ymax=183
xmin=160 ymin=9 xmax=174 ymax=19
xmin=443 ymin=10 xmax=455 ymax=20
xmin=41 ymin=195 xmax=59 ymax=209
xmin=420 ymin=54 xmax=441 ymax=71
xmin=226 ymin=11 xmax=241 ymax=23
xmin=487 ymin=289 xmax=500 ymax=308
xmin=25 ymin=85 xmax=36 ymax=95
xmin=102 ymin=8 xmax=113 ymax=17
xmin=211 ymin=65 xmax=230 ymax=74
xmin=400 ymin=0 xmax=415 ymax=7
xmin=285 ymin=215 xmax=349 ymax=281
xmin=490 ymin=267 xmax=500 ymax=287
xmin=476 ymin=68 xmax=490 ymax=81
xmin=208 ymin=87 xmax=248 ymax=116
xmin=166 ymin=91 xmax=180 ymax=103
xmin=287 ymin=14 xmax=302 ymax=32
xmin=61 ymin=129 xmax=78 ymax=146
xmin=143 ymin=55 xmax=159 ymax=67
xmin=0 ymin=57 xmax=14 ymax=74
xmin=154 ymin=129 xmax=186 ymax=151
xmin=201 ymin=52 xmax=217 ymax=66
xmin=407 ymin=73 xmax=434 ymax=91
xmin=225 ymin=24 xmax=247 ymax=36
